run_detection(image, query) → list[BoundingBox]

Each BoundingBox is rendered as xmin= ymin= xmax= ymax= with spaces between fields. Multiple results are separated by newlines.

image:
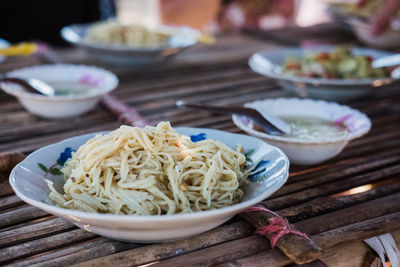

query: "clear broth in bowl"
xmin=255 ymin=115 xmax=348 ymax=141
xmin=45 ymin=81 xmax=97 ymax=96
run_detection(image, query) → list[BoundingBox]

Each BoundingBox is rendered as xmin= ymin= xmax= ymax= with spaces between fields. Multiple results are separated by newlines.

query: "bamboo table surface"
xmin=0 ymin=28 xmax=400 ymax=266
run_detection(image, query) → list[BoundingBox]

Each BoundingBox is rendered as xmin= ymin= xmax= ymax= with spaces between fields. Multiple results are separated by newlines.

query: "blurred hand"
xmin=159 ymin=0 xmax=220 ymax=30
xmin=358 ymin=0 xmax=400 ymax=35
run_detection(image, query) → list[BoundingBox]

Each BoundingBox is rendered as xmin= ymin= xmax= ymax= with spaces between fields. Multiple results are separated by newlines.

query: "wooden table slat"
xmin=68 ymin=220 xmax=252 ymax=267
xmin=263 ymin=164 xmax=400 ymax=210
xmin=0 ymin=217 xmax=74 ymax=248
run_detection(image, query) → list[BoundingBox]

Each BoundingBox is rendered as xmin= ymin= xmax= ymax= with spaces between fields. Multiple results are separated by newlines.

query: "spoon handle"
xmin=176 ymin=101 xmax=285 ymax=135
xmin=0 ymin=77 xmax=42 ymax=94
xmin=372 ymin=54 xmax=400 ymax=68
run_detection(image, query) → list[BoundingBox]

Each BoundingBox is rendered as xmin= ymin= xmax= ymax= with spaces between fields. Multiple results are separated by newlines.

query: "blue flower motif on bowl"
xmin=37 ymin=147 xmax=75 ymax=176
xmin=190 ymin=133 xmax=207 ymax=142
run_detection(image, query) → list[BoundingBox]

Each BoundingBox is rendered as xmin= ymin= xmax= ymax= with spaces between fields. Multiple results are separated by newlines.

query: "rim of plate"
xmin=248 ymin=46 xmax=399 ymax=86
xmin=61 ymin=23 xmax=200 ymax=52
xmin=232 ymin=98 xmax=372 ymax=145
xmin=2 ymin=64 xmax=119 ymax=101
xmin=9 ymin=127 xmax=289 ymax=222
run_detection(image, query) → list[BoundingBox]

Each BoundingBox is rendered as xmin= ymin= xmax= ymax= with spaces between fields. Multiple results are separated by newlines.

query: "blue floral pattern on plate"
xmin=244 ymin=148 xmax=272 ymax=182
xmin=190 ymin=133 xmax=207 ymax=142
xmin=191 ymin=133 xmax=271 ymax=182
xmin=38 ymin=147 xmax=74 ymax=176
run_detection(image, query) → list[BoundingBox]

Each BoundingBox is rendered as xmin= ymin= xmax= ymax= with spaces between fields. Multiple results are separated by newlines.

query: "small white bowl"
xmin=0 ymin=64 xmax=118 ymax=119
xmin=232 ymin=98 xmax=371 ymax=165
xmin=9 ymin=127 xmax=289 ymax=242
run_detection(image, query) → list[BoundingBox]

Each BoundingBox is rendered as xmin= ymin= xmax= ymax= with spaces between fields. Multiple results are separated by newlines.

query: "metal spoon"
xmin=372 ymin=54 xmax=400 ymax=68
xmin=176 ymin=100 xmax=291 ymax=135
xmin=0 ymin=76 xmax=55 ymax=96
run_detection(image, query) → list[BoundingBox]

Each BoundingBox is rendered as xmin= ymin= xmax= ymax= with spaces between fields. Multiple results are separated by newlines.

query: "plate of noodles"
xmin=9 ymin=122 xmax=289 ymax=242
xmin=61 ymin=20 xmax=201 ymax=66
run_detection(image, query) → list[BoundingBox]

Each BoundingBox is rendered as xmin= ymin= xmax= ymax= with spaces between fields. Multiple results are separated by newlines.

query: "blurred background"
xmin=3 ymin=0 xmax=397 ymax=47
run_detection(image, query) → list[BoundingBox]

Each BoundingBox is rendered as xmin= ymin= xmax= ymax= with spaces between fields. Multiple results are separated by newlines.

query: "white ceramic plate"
xmin=61 ymin=23 xmax=200 ymax=66
xmin=9 ymin=127 xmax=289 ymax=243
xmin=249 ymin=45 xmax=400 ymax=101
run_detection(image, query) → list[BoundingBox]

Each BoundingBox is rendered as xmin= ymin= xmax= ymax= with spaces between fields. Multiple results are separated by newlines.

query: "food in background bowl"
xmin=61 ymin=22 xmax=200 ymax=65
xmin=85 ymin=20 xmax=170 ymax=48
xmin=282 ymin=46 xmax=389 ymax=79
xmin=249 ymin=46 xmax=399 ymax=101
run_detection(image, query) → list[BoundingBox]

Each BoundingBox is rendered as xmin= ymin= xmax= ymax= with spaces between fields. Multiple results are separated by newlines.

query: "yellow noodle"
xmin=47 ymin=122 xmax=249 ymax=215
xmin=85 ymin=20 xmax=169 ymax=47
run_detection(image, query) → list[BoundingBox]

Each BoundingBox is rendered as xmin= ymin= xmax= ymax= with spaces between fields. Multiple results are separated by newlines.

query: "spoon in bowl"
xmin=176 ymin=100 xmax=291 ymax=135
xmin=372 ymin=54 xmax=400 ymax=68
xmin=0 ymin=76 xmax=55 ymax=96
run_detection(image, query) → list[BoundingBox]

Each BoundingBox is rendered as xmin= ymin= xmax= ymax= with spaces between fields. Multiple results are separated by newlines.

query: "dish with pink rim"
xmin=232 ymin=98 xmax=371 ymax=165
xmin=0 ymin=64 xmax=118 ymax=119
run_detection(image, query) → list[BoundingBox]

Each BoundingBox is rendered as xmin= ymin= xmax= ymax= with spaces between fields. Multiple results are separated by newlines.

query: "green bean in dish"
xmin=282 ymin=46 xmax=390 ymax=79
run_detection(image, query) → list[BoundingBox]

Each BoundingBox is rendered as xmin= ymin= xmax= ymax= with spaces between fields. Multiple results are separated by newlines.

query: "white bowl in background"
xmin=9 ymin=127 xmax=289 ymax=242
xmin=248 ymin=46 xmax=399 ymax=102
xmin=61 ymin=23 xmax=200 ymax=66
xmin=327 ymin=5 xmax=400 ymax=49
xmin=0 ymin=64 xmax=118 ymax=119
xmin=232 ymin=98 xmax=371 ymax=165
xmin=347 ymin=17 xmax=400 ymax=49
